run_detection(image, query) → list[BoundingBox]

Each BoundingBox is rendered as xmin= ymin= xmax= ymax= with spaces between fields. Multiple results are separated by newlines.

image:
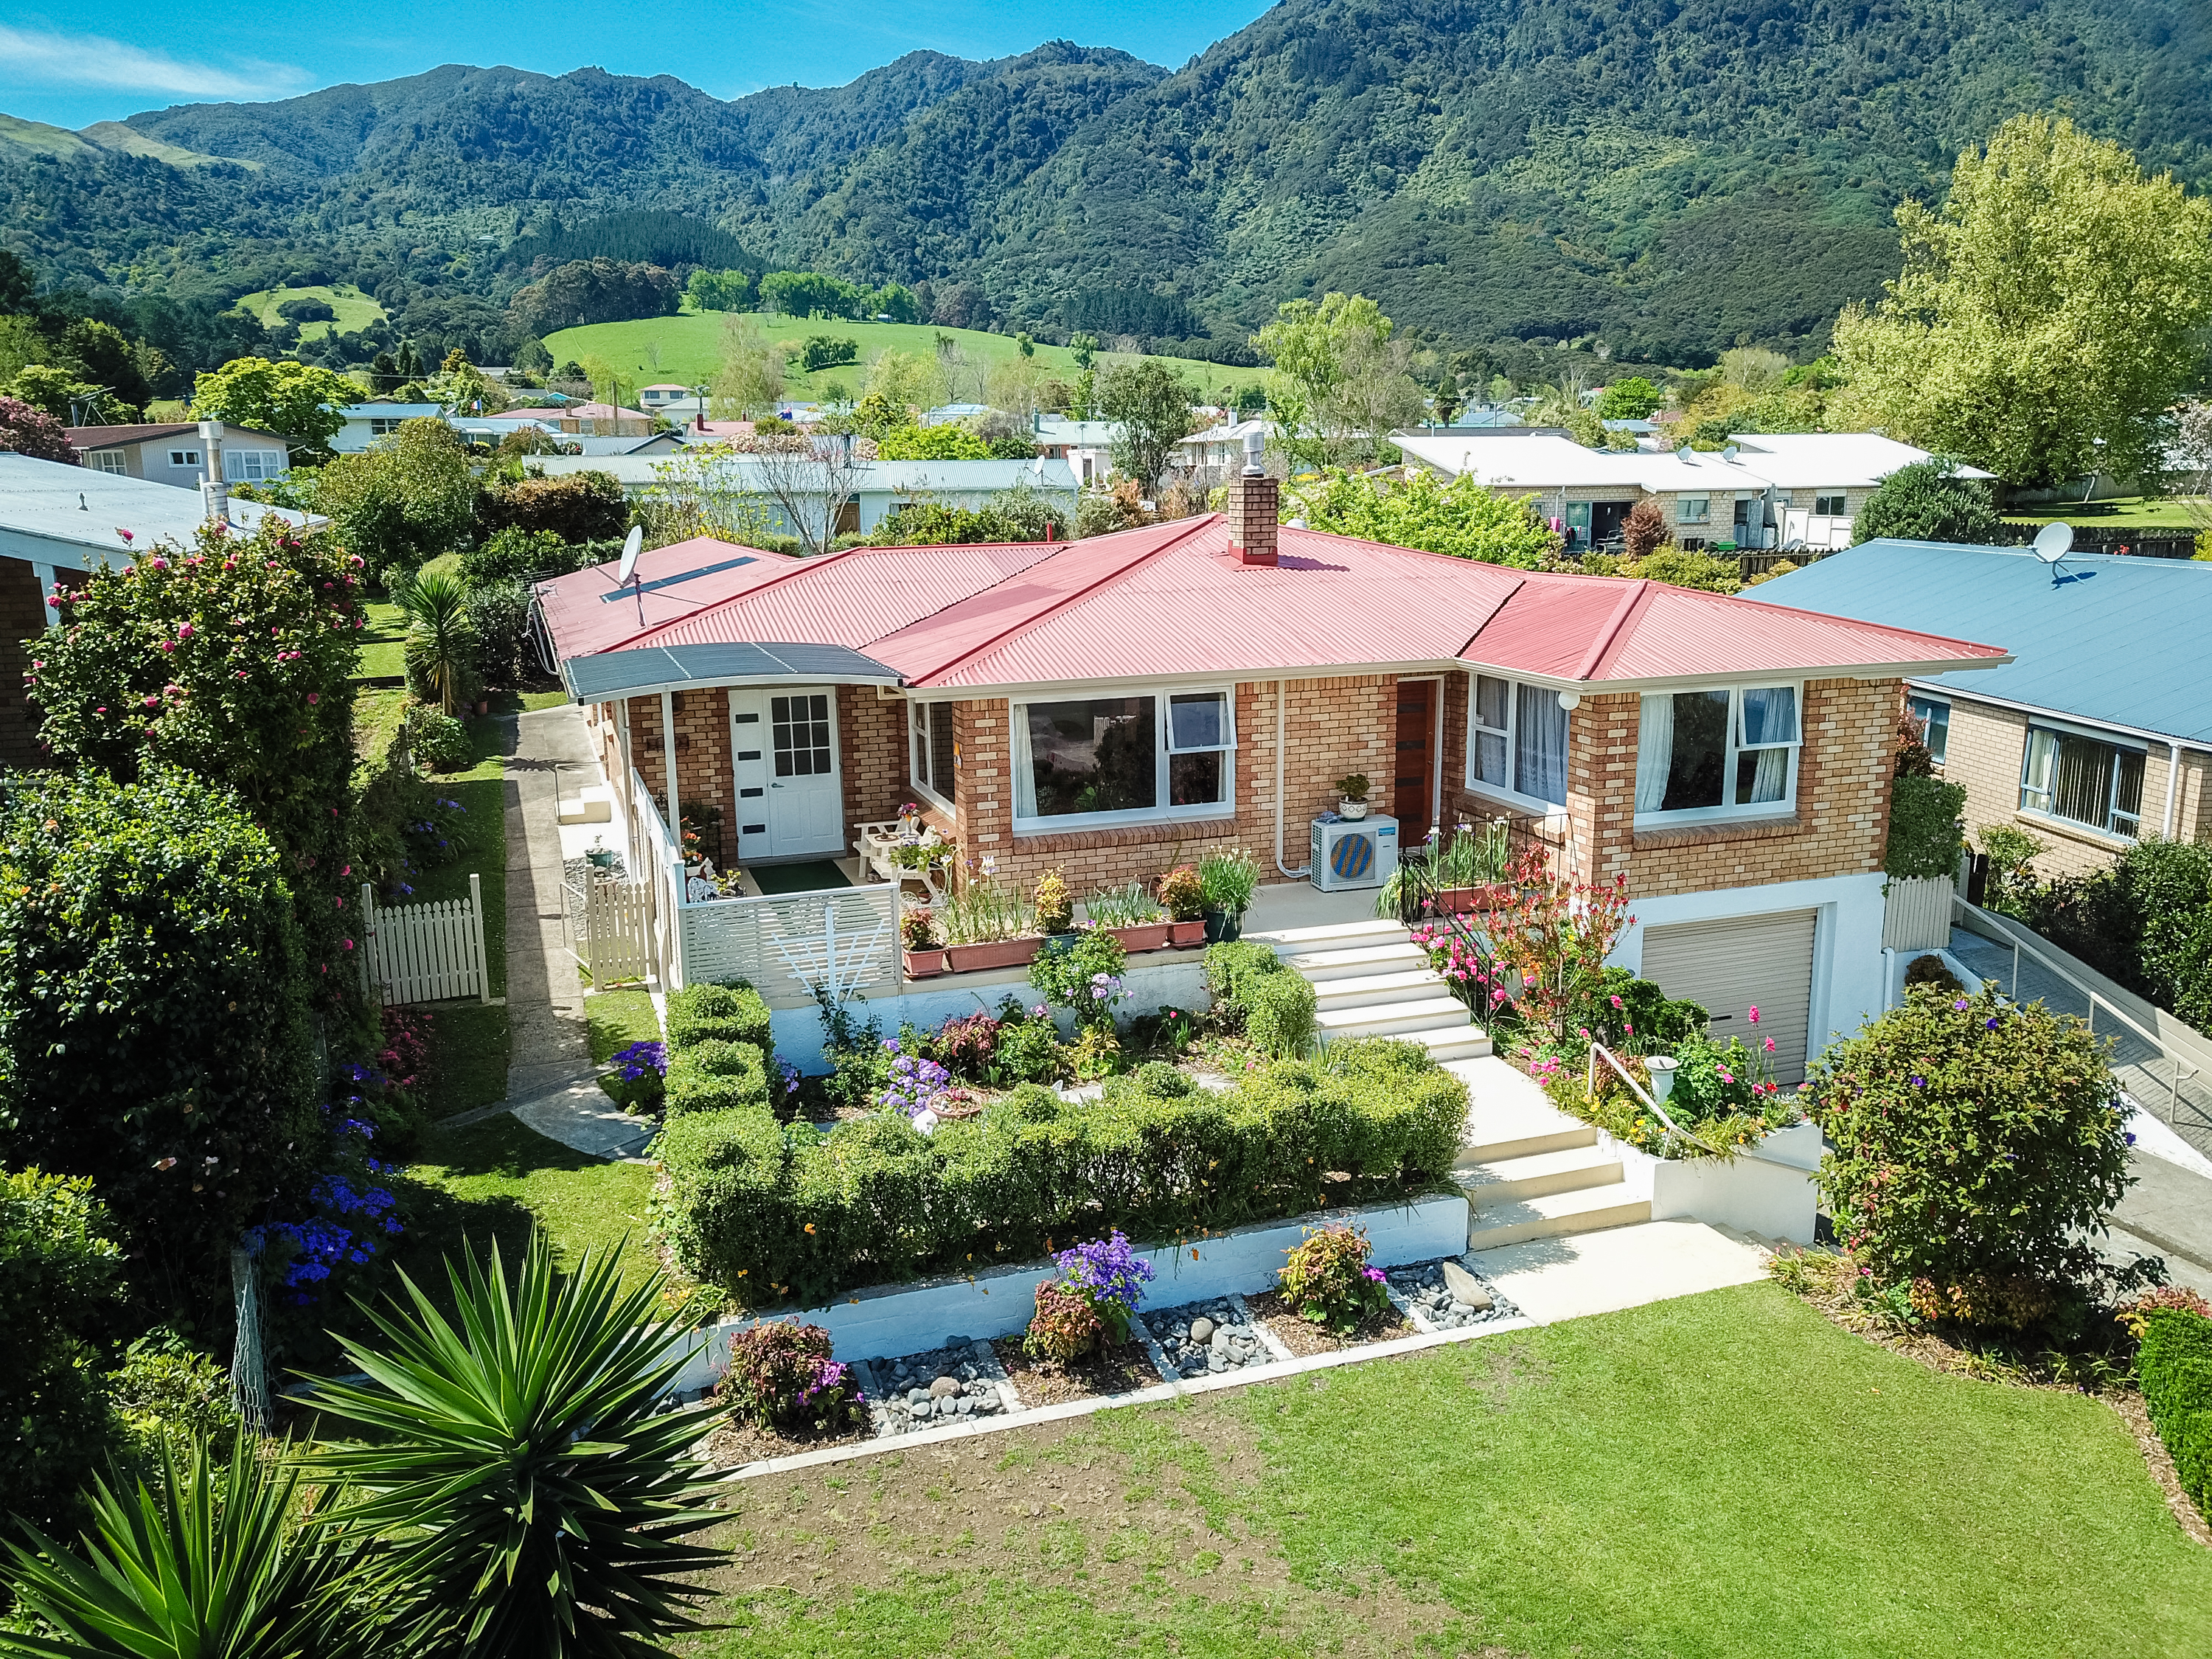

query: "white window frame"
xmin=1009 ymin=684 xmax=1237 ymax=833
xmin=1633 ymin=681 xmax=1804 ymax=827
xmin=223 ymin=449 xmax=284 ymax=482
xmin=1675 ymin=495 xmax=1711 ymax=525
xmin=908 ymin=698 xmax=956 ymax=813
xmin=2019 ymin=720 xmax=2145 ymax=841
xmin=88 ymin=451 xmax=128 ymax=476
xmin=1812 ymin=492 xmax=1847 ymax=517
xmin=168 ymin=449 xmax=201 ymax=467
xmin=369 ymin=418 xmax=403 ymax=437
xmin=1906 ymin=693 xmax=1950 ymax=768
xmin=1464 ymin=672 xmax=1570 ymax=812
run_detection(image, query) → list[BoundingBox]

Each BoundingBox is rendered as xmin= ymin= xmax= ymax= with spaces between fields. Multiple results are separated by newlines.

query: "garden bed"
xmin=992 ymin=1335 xmax=1162 ymax=1407
xmin=1385 ymin=1259 xmax=1520 ymax=1331
xmin=698 ymin=1412 xmax=872 ymax=1470
xmin=1146 ymin=1298 xmax=1279 ymax=1379
xmin=1246 ymin=1289 xmax=1414 ymax=1357
xmin=863 ymin=1341 xmax=1018 ymax=1438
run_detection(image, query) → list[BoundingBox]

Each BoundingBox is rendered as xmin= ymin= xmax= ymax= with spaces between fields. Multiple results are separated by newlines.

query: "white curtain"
xmin=1750 ymin=745 xmax=1788 ymax=804
xmin=1739 ymin=685 xmax=1798 ymax=747
xmin=1636 ymin=695 xmax=1674 ymax=814
xmin=1012 ymin=706 xmax=1039 ymax=818
xmin=1514 ymin=683 xmax=1568 ymax=805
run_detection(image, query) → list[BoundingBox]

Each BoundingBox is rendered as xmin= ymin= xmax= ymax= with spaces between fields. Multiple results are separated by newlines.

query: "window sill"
xmin=2015 ymin=810 xmax=2135 ymax=853
xmin=1451 ymin=782 xmax=1567 ymax=820
xmin=1012 ymin=815 xmax=1239 ymax=852
xmin=1632 ymin=813 xmax=1804 ymax=850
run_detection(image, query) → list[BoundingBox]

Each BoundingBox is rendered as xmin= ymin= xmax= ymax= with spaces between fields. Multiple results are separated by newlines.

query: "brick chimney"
xmin=1225 ymin=427 xmax=1277 ymax=566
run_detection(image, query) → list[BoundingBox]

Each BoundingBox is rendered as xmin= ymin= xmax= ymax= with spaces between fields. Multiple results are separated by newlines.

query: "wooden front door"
xmin=1391 ymin=678 xmax=1438 ymax=831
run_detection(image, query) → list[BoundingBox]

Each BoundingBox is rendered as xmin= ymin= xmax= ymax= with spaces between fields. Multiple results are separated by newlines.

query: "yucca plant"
xmin=0 ymin=1432 xmax=387 ymax=1659
xmin=307 ymin=1235 xmax=728 ymax=1659
xmin=394 ymin=566 xmax=480 ymax=715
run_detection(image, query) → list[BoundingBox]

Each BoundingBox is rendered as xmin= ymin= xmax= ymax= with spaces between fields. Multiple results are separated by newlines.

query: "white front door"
xmin=728 ymin=688 xmax=844 ymax=861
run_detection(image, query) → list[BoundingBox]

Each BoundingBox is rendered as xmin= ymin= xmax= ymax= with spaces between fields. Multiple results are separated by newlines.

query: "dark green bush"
xmin=0 ymin=771 xmax=319 ymax=1312
xmin=0 ymin=1167 xmax=127 ymax=1537
xmin=664 ymin=1039 xmax=768 ymax=1119
xmin=1203 ymin=939 xmax=1284 ymax=1023
xmin=465 ymin=578 xmax=536 ymax=688
xmin=1245 ymin=972 xmax=1317 ymax=1057
xmin=1583 ymin=965 xmax=1707 ymax=1053
xmin=2139 ymin=1307 xmax=2212 ymax=1520
xmin=1904 ymin=953 xmax=1964 ymax=994
xmin=666 ymin=981 xmax=772 ymax=1057
xmin=406 ymin=706 xmax=473 ymax=772
xmin=658 ymin=1037 xmax=1465 ymax=1306
xmin=2003 ymin=838 xmax=2212 ymax=1025
xmin=1885 ymin=773 xmax=1967 ymax=881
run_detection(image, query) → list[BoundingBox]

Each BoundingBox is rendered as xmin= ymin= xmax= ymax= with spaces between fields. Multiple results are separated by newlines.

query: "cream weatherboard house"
xmin=535 ymin=470 xmax=2008 ymax=1083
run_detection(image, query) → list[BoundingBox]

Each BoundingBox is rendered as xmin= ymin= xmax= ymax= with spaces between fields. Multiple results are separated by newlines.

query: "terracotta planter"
xmin=1166 ymin=919 xmax=1207 ymax=947
xmin=1108 ymin=921 xmax=1172 ymax=953
xmin=944 ymin=936 xmax=1043 ymax=973
xmin=903 ymin=947 xmax=947 ymax=979
xmin=1436 ymin=886 xmax=1478 ymax=914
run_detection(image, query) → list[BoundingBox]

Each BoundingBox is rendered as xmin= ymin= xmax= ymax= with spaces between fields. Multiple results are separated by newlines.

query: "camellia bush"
xmin=1803 ymin=984 xmax=2143 ymax=1331
xmin=0 ymin=768 xmax=319 ymax=1315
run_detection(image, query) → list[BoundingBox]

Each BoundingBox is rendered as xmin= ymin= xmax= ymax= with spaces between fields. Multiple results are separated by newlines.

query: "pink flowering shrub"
xmin=719 ymin=1319 xmax=867 ymax=1432
xmin=1277 ymin=1224 xmax=1392 ymax=1333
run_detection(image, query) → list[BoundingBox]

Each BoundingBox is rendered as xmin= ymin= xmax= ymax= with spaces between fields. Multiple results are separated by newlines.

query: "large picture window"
xmin=909 ymin=700 xmax=957 ymax=808
xmin=1468 ymin=674 xmax=1568 ymax=807
xmin=2020 ymin=724 xmax=2143 ymax=839
xmin=1012 ymin=689 xmax=1234 ymax=827
xmin=1635 ymin=684 xmax=1799 ymax=822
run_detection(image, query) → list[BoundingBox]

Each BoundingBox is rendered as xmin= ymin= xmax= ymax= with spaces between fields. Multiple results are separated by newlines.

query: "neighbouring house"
xmin=493 ymin=403 xmax=655 ymax=437
xmin=636 ymin=383 xmax=696 ymax=410
xmin=526 ymin=453 xmax=1079 ymax=543
xmin=1033 ymin=415 xmax=1121 ymax=487
xmin=1176 ymin=418 xmax=1274 ymax=488
xmin=331 ymin=403 xmax=448 ymax=453
xmin=919 ymin=403 xmax=995 ymax=428
xmin=1723 ymin=434 xmax=1996 ymax=553
xmin=0 ymin=451 xmax=321 ymax=768
xmin=535 ymin=468 xmax=2007 ymax=1081
xmin=1753 ymin=540 xmax=2211 ymax=878
xmin=1394 ymin=432 xmax=1778 ymax=551
xmin=67 ymin=423 xmax=291 ymax=487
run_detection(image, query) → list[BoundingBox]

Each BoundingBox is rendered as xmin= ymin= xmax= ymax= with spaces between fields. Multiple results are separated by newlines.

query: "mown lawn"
xmin=357 ymin=597 xmax=406 ymax=681
xmin=409 ymin=709 xmax=514 ymax=1118
xmin=2004 ymin=496 xmax=2208 ymax=530
xmin=694 ymin=1283 xmax=2212 ymax=1659
xmin=234 ymin=281 xmax=389 ymax=343
xmin=587 ymin=988 xmax=661 ymax=1062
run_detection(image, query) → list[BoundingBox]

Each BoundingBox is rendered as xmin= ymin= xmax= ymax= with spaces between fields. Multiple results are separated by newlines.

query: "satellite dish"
xmin=1721 ymin=442 xmax=1740 ymax=462
xmin=1675 ymin=443 xmax=1693 ymax=462
xmin=616 ymin=525 xmax=643 ymax=585
xmin=2032 ymin=522 xmax=2073 ymax=565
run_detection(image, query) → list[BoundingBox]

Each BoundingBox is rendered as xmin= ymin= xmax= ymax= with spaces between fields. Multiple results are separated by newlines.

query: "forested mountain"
xmin=3 ymin=0 xmax=2208 ymax=365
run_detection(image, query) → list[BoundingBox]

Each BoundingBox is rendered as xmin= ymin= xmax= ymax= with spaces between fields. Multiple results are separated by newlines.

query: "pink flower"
xmin=1747 ymin=1005 xmax=1760 ymax=1024
xmin=175 ymin=623 xmax=193 ymax=639
xmin=1718 ymin=1069 xmax=1734 ymax=1083
xmin=341 ymin=939 xmax=355 ymax=951
xmin=1763 ymin=1037 xmax=1775 ymax=1052
xmin=307 ymin=692 xmax=319 ymax=705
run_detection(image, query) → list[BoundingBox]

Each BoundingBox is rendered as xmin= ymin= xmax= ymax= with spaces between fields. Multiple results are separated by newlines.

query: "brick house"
xmin=539 ymin=472 xmax=2007 ymax=1077
xmin=1754 ymin=538 xmax=2212 ymax=880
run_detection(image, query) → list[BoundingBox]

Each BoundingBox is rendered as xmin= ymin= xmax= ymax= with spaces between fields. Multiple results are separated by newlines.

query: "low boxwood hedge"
xmin=2140 ymin=1307 xmax=2212 ymax=1519
xmin=664 ymin=1038 xmax=768 ymax=1119
xmin=666 ymin=981 xmax=771 ymax=1057
xmin=656 ymin=1036 xmax=1464 ymax=1307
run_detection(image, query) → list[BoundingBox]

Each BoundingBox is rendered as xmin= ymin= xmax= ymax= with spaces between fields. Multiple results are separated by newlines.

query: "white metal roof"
xmin=1722 ymin=432 xmax=1996 ymax=490
xmin=0 ymin=453 xmax=321 ymax=569
xmin=524 ymin=455 xmax=1078 ymax=493
xmin=1393 ymin=431 xmax=1772 ymax=494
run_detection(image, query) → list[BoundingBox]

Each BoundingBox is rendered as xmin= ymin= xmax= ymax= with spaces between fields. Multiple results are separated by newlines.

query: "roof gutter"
xmin=1905 ymin=679 xmax=2212 ymax=754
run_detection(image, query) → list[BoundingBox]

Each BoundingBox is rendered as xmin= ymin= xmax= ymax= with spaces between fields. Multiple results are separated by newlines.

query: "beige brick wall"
xmin=839 ymin=685 xmax=908 ymax=831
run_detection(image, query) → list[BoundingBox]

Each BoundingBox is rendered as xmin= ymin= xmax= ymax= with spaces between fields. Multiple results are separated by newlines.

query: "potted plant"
xmin=940 ymin=872 xmax=1042 ymax=973
xmin=1156 ymin=865 xmax=1207 ymax=947
xmin=901 ymin=905 xmax=945 ymax=978
xmin=1034 ymin=868 xmax=1076 ymax=936
xmin=1083 ymin=880 xmax=1169 ymax=953
xmin=1198 ymin=849 xmax=1261 ymax=942
xmin=1335 ymin=773 xmax=1371 ymax=821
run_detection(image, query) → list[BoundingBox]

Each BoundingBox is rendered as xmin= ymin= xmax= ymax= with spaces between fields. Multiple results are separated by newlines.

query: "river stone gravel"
xmin=1149 ymin=1298 xmax=1277 ymax=1378
xmin=1385 ymin=1259 xmax=1520 ymax=1330
xmin=864 ymin=1341 xmax=1013 ymax=1436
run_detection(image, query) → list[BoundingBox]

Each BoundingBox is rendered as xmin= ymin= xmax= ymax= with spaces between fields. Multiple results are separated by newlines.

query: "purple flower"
xmin=1362 ymin=1267 xmax=1386 ymax=1283
xmin=1984 ymin=1017 xmax=1999 ymax=1030
xmin=1911 ymin=1076 xmax=1926 ymax=1088
xmin=1952 ymin=998 xmax=1969 ymax=1011
xmin=1052 ymin=1229 xmax=1155 ymax=1318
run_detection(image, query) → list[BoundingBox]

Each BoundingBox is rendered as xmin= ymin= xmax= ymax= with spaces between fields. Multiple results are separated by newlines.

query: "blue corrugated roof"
xmin=1749 ymin=539 xmax=2212 ymax=742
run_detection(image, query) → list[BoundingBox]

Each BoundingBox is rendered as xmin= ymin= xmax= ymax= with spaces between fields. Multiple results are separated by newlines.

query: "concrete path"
xmin=1470 ymin=1219 xmax=1772 ymax=1323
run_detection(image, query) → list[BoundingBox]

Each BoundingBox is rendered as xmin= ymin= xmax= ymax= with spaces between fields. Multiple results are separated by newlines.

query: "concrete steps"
xmin=1452 ymin=1059 xmax=1649 ymax=1250
xmin=1464 ymin=1184 xmax=1654 ymax=1251
xmin=1270 ymin=919 xmax=1491 ymax=1061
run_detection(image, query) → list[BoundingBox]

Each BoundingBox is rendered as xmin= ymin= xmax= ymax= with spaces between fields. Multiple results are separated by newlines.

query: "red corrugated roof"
xmin=535 ymin=538 xmax=799 ymax=661
xmin=543 ymin=515 xmax=2008 ymax=691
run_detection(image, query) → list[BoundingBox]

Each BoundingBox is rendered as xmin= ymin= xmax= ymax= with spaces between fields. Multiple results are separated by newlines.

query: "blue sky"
xmin=0 ymin=1 xmax=1272 ymax=131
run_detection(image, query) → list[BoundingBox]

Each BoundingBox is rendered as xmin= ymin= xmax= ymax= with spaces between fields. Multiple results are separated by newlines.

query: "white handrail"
xmin=1585 ymin=1040 xmax=1722 ymax=1157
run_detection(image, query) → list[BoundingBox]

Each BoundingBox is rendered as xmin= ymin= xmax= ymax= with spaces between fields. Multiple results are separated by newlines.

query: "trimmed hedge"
xmin=664 ymin=1039 xmax=768 ymax=1119
xmin=1203 ymin=939 xmax=1282 ymax=1016
xmin=2140 ymin=1307 xmax=2212 ymax=1520
xmin=657 ymin=1037 xmax=1466 ymax=1307
xmin=1246 ymin=972 xmax=1318 ymax=1057
xmin=666 ymin=981 xmax=771 ymax=1057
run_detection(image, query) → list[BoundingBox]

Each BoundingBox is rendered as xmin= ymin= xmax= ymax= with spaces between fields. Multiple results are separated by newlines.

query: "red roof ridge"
xmin=1453 ymin=571 xmax=1527 ymax=658
xmin=896 ymin=515 xmax=1222 ymax=686
xmin=1573 ymin=579 xmax=1654 ymax=681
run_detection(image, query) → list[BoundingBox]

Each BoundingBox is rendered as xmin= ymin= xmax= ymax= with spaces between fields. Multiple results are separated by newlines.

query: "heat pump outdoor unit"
xmin=1310 ymin=815 xmax=1399 ymax=891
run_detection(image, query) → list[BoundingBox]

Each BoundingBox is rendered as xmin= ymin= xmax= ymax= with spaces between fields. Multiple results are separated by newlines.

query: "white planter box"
xmin=1593 ymin=1121 xmax=1821 ymax=1245
xmin=666 ymin=1191 xmax=1470 ymax=1394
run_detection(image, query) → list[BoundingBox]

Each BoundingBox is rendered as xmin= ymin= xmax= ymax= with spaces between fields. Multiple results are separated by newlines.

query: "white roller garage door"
xmin=1641 ymin=910 xmax=1817 ymax=1085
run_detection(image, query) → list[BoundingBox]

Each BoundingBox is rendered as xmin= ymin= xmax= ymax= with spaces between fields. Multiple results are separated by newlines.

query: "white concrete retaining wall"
xmin=667 ymin=1191 xmax=1469 ymax=1394
xmin=766 ymin=956 xmax=1213 ymax=1071
xmin=1596 ymin=1121 xmax=1822 ymax=1245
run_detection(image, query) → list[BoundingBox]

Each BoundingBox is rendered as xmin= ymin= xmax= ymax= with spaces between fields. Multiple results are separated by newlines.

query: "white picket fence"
xmin=359 ymin=875 xmax=493 ymax=1006
xmin=563 ymin=859 xmax=652 ymax=985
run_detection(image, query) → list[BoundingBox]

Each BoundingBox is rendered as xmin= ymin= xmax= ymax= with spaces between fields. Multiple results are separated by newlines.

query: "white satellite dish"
xmin=616 ymin=524 xmax=644 ymax=585
xmin=2031 ymin=521 xmax=2073 ymax=565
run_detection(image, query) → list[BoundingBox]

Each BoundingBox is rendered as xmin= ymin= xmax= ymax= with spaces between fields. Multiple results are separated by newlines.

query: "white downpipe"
xmin=2166 ymin=740 xmax=2183 ymax=841
xmin=1882 ymin=945 xmax=1896 ymax=1012
xmin=1274 ymin=678 xmax=1309 ymax=879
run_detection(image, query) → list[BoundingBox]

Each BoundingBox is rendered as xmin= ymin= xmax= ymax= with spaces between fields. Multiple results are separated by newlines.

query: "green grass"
xmin=411 ymin=710 xmax=514 ymax=1118
xmin=585 ymin=989 xmax=662 ymax=1063
xmin=352 ymin=684 xmax=407 ymax=765
xmin=540 ymin=310 xmax=1267 ymax=403
xmin=236 ymin=282 xmax=389 ymax=343
xmin=698 ymin=1283 xmax=2212 ymax=1659
xmin=2004 ymin=496 xmax=2209 ymax=530
xmin=358 ymin=597 xmax=406 ymax=681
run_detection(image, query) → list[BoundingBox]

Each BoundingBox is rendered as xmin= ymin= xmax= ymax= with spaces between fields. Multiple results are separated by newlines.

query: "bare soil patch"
xmin=698 ymin=1414 xmax=870 ymax=1471
xmin=992 ymin=1334 xmax=1161 ymax=1405
xmin=1245 ymin=1288 xmax=1412 ymax=1356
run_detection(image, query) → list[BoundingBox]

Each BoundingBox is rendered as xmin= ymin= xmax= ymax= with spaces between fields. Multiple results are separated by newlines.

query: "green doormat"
xmin=746 ymin=859 xmax=852 ymax=895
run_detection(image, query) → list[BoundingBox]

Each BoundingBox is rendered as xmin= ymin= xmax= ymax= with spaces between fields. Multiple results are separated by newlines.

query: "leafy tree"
xmin=189 ymin=358 xmax=354 ymax=454
xmin=7 ymin=365 xmax=129 ymax=425
xmin=0 ymin=1432 xmax=392 ymax=1659
xmin=1594 ymin=375 xmax=1663 ymax=420
xmin=1098 ymin=358 xmax=1195 ymax=490
xmin=1068 ymin=333 xmax=1099 ymax=371
xmin=0 ymin=770 xmax=319 ymax=1316
xmin=512 ymin=335 xmax=554 ymax=375
xmin=757 ymin=270 xmax=871 ymax=320
xmin=1833 ymin=114 xmax=2212 ymax=488
xmin=0 ymin=393 xmax=80 ymax=462
xmin=860 ymin=347 xmax=947 ymax=416
xmin=310 ymin=1237 xmax=728 ymax=1658
xmin=711 ymin=314 xmax=785 ymax=419
xmin=394 ymin=567 xmax=481 ymax=715
xmin=1252 ymin=292 xmax=1419 ymax=470
xmin=475 ymin=469 xmax=629 ymax=545
xmin=507 ymin=259 xmax=680 ymax=337
xmin=310 ymin=417 xmax=478 ymax=578
xmin=0 ymin=1169 xmax=126 ymax=1538
xmin=1287 ymin=467 xmax=1560 ymax=568
xmin=871 ymin=282 xmax=921 ymax=324
xmin=684 ymin=268 xmax=754 ymax=312
xmin=875 ymin=422 xmax=990 ymax=461
xmin=61 ymin=319 xmax=156 ymax=411
xmin=795 ymin=334 xmax=859 ymax=372
xmin=1852 ymin=458 xmax=2001 ymax=544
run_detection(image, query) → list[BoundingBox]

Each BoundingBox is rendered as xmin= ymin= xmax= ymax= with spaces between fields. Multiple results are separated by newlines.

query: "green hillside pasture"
xmin=237 ymin=282 xmax=388 ymax=342
xmin=541 ymin=310 xmax=1267 ymax=404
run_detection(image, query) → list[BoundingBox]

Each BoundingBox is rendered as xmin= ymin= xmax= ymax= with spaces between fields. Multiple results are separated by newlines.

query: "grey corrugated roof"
xmin=1748 ymin=539 xmax=2212 ymax=743
xmin=563 ymin=641 xmax=900 ymax=702
xmin=0 ymin=451 xmax=320 ymax=568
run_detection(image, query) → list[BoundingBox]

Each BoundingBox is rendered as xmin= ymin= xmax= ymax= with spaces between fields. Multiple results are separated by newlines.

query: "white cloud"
xmin=0 ymin=26 xmax=310 ymax=100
